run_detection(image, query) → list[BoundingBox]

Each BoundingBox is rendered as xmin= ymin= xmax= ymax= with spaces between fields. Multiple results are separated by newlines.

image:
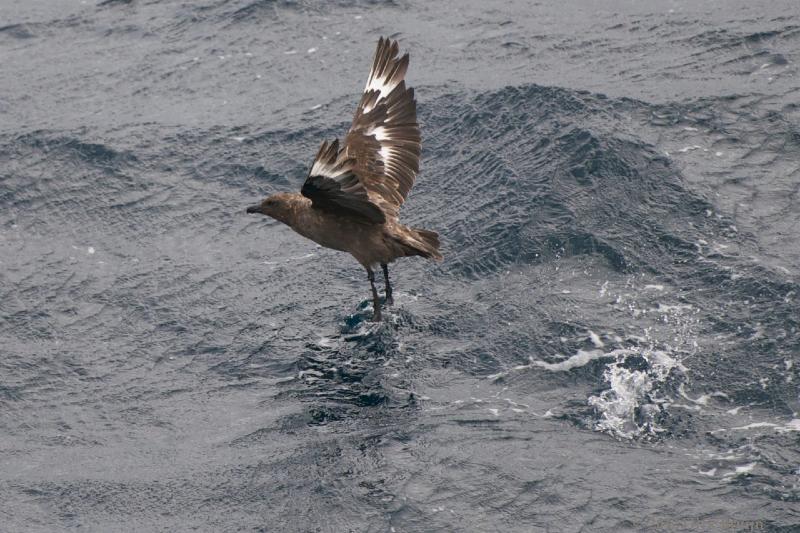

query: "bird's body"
xmin=262 ymin=192 xmax=440 ymax=268
xmin=247 ymin=38 xmax=441 ymax=320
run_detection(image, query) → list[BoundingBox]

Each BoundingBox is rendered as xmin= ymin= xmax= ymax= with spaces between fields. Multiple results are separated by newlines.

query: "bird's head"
xmin=246 ymin=192 xmax=297 ymax=224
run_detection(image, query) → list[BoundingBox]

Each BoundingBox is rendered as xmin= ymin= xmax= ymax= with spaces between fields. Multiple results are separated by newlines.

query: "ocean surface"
xmin=2 ymin=1 xmax=799 ymax=531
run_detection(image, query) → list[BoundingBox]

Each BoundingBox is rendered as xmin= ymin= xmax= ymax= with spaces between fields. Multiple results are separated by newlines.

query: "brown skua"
xmin=247 ymin=37 xmax=442 ymax=321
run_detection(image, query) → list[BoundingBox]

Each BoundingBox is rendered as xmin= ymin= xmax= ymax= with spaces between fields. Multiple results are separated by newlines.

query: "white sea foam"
xmin=588 ymin=330 xmax=604 ymax=348
xmin=721 ymin=462 xmax=757 ymax=478
xmin=678 ymin=145 xmax=703 ymax=153
xmin=588 ymin=348 xmax=684 ymax=439
xmin=533 ymin=348 xmax=610 ymax=371
xmin=392 ymin=292 xmax=418 ymax=304
xmin=778 ymin=419 xmax=800 ymax=433
xmin=316 ymin=336 xmax=339 ymax=349
xmin=503 ymin=341 xmax=685 ymax=439
xmin=298 ymin=369 xmax=323 ymax=380
xmin=713 ymin=422 xmax=780 ymax=433
xmin=679 ymin=386 xmax=729 ymax=406
xmin=712 ymin=418 xmax=800 ymax=434
xmin=656 ymin=303 xmax=693 ymax=313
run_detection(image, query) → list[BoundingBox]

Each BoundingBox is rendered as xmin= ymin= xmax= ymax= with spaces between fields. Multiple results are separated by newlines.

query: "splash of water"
xmin=588 ymin=349 xmax=685 ymax=439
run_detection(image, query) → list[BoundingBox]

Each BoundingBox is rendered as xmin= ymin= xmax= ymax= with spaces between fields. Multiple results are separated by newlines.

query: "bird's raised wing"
xmin=300 ymin=37 xmax=420 ymax=222
xmin=344 ymin=37 xmax=420 ymax=219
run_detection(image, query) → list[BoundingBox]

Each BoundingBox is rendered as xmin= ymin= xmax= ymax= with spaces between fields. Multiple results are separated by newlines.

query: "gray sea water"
xmin=2 ymin=1 xmax=800 ymax=531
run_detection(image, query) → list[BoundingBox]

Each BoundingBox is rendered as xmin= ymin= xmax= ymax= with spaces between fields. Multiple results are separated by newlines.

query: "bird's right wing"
xmin=300 ymin=139 xmax=386 ymax=223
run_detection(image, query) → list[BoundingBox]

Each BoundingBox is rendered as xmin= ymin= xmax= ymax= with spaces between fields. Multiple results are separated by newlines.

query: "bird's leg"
xmin=381 ymin=263 xmax=393 ymax=305
xmin=367 ymin=267 xmax=382 ymax=321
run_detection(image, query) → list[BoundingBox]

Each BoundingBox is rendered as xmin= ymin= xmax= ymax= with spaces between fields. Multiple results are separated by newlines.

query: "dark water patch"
xmin=686 ymin=24 xmax=800 ymax=52
xmin=293 ymin=327 xmax=402 ymax=398
xmin=229 ymin=0 xmax=282 ymax=22
xmin=0 ymin=24 xmax=37 ymax=39
xmin=212 ymin=0 xmax=402 ymax=26
xmin=2 ymin=131 xmax=138 ymax=168
xmin=421 ymin=85 xmax=727 ymax=279
xmin=0 ymin=131 xmax=141 ymax=222
xmin=0 ymin=384 xmax=24 ymax=403
xmin=743 ymin=27 xmax=798 ymax=43
xmin=98 ymin=0 xmax=134 ymax=6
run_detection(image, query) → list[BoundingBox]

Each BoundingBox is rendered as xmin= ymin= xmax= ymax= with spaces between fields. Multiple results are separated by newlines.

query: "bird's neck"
xmin=272 ymin=193 xmax=312 ymax=227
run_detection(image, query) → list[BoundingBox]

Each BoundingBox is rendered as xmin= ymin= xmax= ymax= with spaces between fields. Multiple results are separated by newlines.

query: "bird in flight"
xmin=247 ymin=37 xmax=442 ymax=321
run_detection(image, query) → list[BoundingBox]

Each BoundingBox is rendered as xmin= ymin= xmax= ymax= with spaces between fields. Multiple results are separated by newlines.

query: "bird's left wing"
xmin=300 ymin=38 xmax=419 ymax=223
xmin=342 ymin=37 xmax=421 ymax=220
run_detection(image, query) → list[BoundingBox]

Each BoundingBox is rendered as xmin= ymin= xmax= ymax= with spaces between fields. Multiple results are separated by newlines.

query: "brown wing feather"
xmin=344 ymin=38 xmax=421 ymax=219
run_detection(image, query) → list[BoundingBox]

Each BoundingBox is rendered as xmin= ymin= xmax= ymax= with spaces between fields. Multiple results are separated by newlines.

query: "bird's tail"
xmin=392 ymin=226 xmax=443 ymax=262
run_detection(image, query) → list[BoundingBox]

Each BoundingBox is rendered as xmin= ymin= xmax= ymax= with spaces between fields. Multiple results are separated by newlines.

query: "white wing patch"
xmin=310 ymin=157 xmax=336 ymax=177
xmin=364 ymin=77 xmax=397 ymax=105
xmin=309 ymin=140 xmax=352 ymax=180
xmin=379 ymin=145 xmax=393 ymax=163
xmin=370 ymin=126 xmax=389 ymax=141
xmin=370 ymin=127 xmax=400 ymax=168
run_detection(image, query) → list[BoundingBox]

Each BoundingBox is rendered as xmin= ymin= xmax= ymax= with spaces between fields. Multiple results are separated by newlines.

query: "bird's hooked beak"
xmin=246 ymin=204 xmax=263 ymax=214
